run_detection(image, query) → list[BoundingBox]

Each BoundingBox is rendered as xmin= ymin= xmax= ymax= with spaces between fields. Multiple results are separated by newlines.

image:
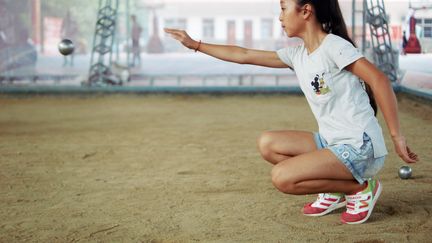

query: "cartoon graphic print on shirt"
xmin=310 ymin=72 xmax=331 ymax=95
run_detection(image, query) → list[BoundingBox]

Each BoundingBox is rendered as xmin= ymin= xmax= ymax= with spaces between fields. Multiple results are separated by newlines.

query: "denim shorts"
xmin=313 ymin=132 xmax=385 ymax=184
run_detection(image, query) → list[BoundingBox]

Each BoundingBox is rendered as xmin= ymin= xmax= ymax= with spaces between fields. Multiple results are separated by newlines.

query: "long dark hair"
xmin=297 ymin=0 xmax=378 ymax=116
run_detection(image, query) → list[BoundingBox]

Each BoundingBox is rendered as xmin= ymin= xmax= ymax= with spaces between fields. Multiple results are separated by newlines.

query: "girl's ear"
xmin=302 ymin=4 xmax=313 ymax=19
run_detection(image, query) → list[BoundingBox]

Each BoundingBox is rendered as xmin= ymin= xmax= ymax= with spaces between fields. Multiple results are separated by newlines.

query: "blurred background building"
xmin=0 ymin=0 xmax=431 ymax=56
xmin=154 ymin=0 xmax=432 ymax=52
xmin=0 ymin=0 xmax=430 ymax=88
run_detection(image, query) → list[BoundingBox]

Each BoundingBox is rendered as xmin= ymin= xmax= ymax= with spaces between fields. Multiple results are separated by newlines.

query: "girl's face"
xmin=279 ymin=0 xmax=304 ymax=37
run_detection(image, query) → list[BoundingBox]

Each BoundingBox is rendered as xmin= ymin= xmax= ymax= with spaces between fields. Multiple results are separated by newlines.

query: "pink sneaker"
xmin=341 ymin=179 xmax=382 ymax=224
xmin=303 ymin=193 xmax=346 ymax=216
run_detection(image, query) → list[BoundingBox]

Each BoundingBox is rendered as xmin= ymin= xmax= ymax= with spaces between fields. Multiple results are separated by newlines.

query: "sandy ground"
xmin=0 ymin=94 xmax=431 ymax=242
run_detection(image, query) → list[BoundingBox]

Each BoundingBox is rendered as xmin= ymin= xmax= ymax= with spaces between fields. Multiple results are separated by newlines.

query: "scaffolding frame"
xmin=364 ymin=0 xmax=398 ymax=82
xmin=87 ymin=0 xmax=120 ymax=86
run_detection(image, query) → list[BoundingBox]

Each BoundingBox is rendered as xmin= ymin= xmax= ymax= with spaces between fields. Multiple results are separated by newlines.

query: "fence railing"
xmin=0 ymin=72 xmax=297 ymax=87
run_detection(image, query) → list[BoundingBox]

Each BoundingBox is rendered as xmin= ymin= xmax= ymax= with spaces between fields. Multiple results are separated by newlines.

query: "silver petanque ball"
xmin=58 ymin=39 xmax=75 ymax=56
xmin=398 ymin=166 xmax=412 ymax=179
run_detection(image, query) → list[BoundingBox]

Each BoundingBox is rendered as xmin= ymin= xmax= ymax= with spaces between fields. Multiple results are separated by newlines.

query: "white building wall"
xmin=253 ymin=18 xmax=260 ymax=40
xmin=215 ymin=18 xmax=226 ymax=40
xmin=154 ymin=1 xmax=279 ymax=41
xmin=148 ymin=0 xmax=431 ymax=52
xmin=188 ymin=17 xmax=202 ymax=38
xmin=275 ymin=16 xmax=284 ymax=38
xmin=235 ymin=19 xmax=243 ymax=41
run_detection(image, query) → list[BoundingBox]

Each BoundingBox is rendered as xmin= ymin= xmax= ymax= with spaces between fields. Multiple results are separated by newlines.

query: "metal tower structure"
xmin=364 ymin=0 xmax=398 ymax=82
xmin=351 ymin=0 xmax=367 ymax=53
xmin=87 ymin=0 xmax=119 ymax=86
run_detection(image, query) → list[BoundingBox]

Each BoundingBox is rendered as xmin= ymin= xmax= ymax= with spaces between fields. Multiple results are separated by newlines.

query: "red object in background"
xmin=31 ymin=0 xmax=41 ymax=45
xmin=227 ymin=21 xmax=236 ymax=45
xmin=404 ymin=16 xmax=421 ymax=53
xmin=43 ymin=17 xmax=63 ymax=55
xmin=147 ymin=14 xmax=164 ymax=53
xmin=243 ymin=20 xmax=253 ymax=48
xmin=391 ymin=26 xmax=402 ymax=41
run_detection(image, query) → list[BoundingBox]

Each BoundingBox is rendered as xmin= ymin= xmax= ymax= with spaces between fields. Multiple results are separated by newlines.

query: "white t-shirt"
xmin=277 ymin=34 xmax=387 ymax=158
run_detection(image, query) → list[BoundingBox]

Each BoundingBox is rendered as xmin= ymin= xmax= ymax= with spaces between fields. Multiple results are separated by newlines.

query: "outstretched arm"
xmin=164 ymin=28 xmax=290 ymax=68
xmin=346 ymin=58 xmax=419 ymax=163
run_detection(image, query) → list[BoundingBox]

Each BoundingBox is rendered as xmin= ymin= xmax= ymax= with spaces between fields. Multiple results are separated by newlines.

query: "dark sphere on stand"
xmin=58 ymin=39 xmax=75 ymax=56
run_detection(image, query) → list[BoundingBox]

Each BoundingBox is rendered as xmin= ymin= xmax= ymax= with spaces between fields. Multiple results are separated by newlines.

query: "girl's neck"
xmin=300 ymin=28 xmax=328 ymax=55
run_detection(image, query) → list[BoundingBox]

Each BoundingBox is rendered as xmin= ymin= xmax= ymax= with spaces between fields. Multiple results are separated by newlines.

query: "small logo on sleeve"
xmin=310 ymin=72 xmax=331 ymax=95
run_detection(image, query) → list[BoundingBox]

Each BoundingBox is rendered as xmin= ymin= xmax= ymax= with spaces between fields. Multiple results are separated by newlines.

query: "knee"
xmin=271 ymin=165 xmax=298 ymax=194
xmin=257 ymin=131 xmax=275 ymax=160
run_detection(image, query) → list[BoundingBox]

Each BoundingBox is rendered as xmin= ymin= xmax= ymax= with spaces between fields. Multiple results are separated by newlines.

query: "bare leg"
xmin=257 ymin=130 xmax=363 ymax=195
xmin=271 ymin=149 xmax=365 ymax=195
xmin=257 ymin=130 xmax=318 ymax=165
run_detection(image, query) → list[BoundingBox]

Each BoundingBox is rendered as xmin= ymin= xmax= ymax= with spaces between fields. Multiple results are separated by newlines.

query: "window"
xmin=164 ymin=19 xmax=175 ymax=28
xmin=261 ymin=18 xmax=273 ymax=38
xmin=164 ymin=18 xmax=187 ymax=30
xmin=244 ymin=20 xmax=253 ymax=48
xmin=202 ymin=19 xmax=214 ymax=39
xmin=164 ymin=19 xmax=174 ymax=37
xmin=424 ymin=26 xmax=432 ymax=38
xmin=227 ymin=20 xmax=236 ymax=45
xmin=177 ymin=19 xmax=187 ymax=30
xmin=420 ymin=18 xmax=432 ymax=38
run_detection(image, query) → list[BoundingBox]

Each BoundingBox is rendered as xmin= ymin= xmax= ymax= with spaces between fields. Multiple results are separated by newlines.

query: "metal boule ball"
xmin=398 ymin=166 xmax=412 ymax=179
xmin=58 ymin=39 xmax=75 ymax=56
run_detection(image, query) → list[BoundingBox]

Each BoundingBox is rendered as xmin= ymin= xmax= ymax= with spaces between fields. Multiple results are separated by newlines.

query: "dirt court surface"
xmin=1 ymin=94 xmax=431 ymax=242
